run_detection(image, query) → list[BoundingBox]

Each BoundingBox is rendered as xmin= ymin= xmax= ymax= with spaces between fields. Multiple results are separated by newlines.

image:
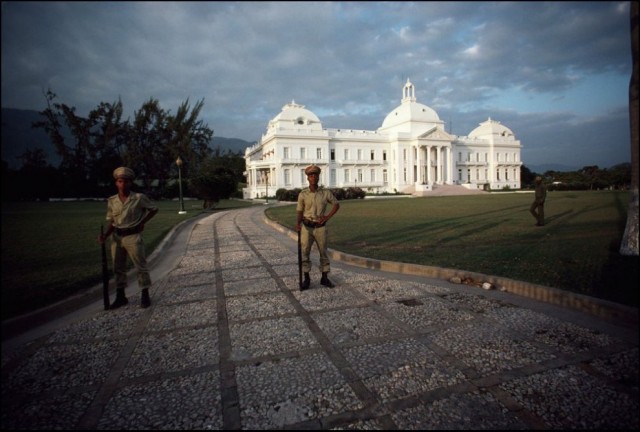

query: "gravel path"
xmin=2 ymin=206 xmax=637 ymax=430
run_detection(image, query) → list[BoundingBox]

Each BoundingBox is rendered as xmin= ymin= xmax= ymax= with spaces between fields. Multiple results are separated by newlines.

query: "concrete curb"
xmin=263 ymin=215 xmax=638 ymax=326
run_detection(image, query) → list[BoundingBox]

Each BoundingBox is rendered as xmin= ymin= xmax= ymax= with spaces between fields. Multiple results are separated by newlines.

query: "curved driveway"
xmin=2 ymin=205 xmax=638 ymax=429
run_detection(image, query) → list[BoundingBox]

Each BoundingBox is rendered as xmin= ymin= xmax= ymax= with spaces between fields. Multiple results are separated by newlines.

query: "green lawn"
xmin=1 ymin=198 xmax=255 ymax=320
xmin=266 ymin=190 xmax=638 ymax=307
xmin=2 ymin=191 xmax=637 ymax=321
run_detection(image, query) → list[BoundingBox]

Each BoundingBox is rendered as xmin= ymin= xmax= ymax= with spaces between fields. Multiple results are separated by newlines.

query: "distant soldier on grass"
xmin=98 ymin=167 xmax=158 ymax=309
xmin=530 ymin=176 xmax=547 ymax=226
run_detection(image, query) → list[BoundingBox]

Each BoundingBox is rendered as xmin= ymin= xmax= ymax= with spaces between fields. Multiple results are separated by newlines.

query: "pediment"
xmin=418 ymin=127 xmax=454 ymax=141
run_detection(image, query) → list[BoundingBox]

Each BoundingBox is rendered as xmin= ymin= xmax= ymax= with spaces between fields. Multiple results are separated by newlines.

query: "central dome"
xmin=380 ymin=101 xmax=441 ymax=128
xmin=379 ymin=79 xmax=441 ymax=134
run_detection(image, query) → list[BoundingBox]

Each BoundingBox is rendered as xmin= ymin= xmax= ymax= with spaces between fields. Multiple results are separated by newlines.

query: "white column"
xmin=426 ymin=145 xmax=431 ymax=184
xmin=415 ymin=145 xmax=421 ymax=184
xmin=446 ymin=146 xmax=452 ymax=184
xmin=436 ymin=146 xmax=441 ymax=183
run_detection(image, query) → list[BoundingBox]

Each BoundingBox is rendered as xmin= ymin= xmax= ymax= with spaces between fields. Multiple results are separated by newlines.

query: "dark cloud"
xmin=1 ymin=1 xmax=632 ymax=168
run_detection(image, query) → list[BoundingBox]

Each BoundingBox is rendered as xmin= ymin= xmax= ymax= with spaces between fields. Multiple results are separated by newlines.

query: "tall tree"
xmin=620 ymin=1 xmax=639 ymax=256
xmin=33 ymin=89 xmax=97 ymax=196
xmin=125 ymin=97 xmax=214 ymax=196
xmin=167 ymin=98 xmax=214 ymax=179
xmin=124 ymin=98 xmax=169 ymax=193
xmin=89 ymin=99 xmax=127 ymax=186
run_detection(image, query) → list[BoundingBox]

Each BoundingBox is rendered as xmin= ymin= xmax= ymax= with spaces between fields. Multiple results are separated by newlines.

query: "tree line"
xmin=1 ymin=90 xmax=245 ymax=205
xmin=520 ymin=163 xmax=632 ymax=191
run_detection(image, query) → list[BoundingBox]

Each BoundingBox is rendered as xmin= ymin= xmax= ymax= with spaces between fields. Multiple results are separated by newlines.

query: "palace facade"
xmin=243 ymin=79 xmax=522 ymax=198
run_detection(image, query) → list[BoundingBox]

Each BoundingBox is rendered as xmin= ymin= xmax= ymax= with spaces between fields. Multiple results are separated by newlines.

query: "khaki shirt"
xmin=106 ymin=192 xmax=158 ymax=229
xmin=296 ymin=187 xmax=338 ymax=221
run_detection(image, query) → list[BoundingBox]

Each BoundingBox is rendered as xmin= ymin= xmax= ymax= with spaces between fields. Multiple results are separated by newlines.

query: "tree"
xmin=579 ymin=165 xmax=602 ymax=190
xmin=520 ymin=164 xmax=537 ymax=186
xmin=89 ymin=100 xmax=128 ymax=193
xmin=189 ymin=157 xmax=238 ymax=209
xmin=607 ymin=163 xmax=632 ymax=189
xmin=125 ymin=97 xmax=214 ymax=198
xmin=32 ymin=89 xmax=102 ymax=197
xmin=620 ymin=1 xmax=639 ymax=256
xmin=33 ymin=90 xmax=131 ymax=197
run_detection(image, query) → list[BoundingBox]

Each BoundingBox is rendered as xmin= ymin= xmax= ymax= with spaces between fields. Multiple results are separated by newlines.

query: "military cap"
xmin=113 ymin=167 xmax=135 ymax=180
xmin=304 ymin=164 xmax=321 ymax=175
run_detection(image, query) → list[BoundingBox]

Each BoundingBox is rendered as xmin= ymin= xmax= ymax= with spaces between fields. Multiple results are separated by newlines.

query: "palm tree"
xmin=620 ymin=1 xmax=639 ymax=256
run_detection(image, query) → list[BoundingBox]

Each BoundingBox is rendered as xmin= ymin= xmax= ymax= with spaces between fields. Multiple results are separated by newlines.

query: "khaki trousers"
xmin=301 ymin=224 xmax=331 ymax=273
xmin=111 ymin=232 xmax=151 ymax=293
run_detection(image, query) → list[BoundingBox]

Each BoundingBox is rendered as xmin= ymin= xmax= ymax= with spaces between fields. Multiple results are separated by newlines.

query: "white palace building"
xmin=243 ymin=79 xmax=522 ymax=199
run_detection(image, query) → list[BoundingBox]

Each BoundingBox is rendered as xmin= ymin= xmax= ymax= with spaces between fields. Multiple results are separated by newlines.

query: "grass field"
xmin=1 ymin=199 xmax=255 ymax=320
xmin=1 ymin=191 xmax=637 ymax=321
xmin=265 ymin=190 xmax=638 ymax=308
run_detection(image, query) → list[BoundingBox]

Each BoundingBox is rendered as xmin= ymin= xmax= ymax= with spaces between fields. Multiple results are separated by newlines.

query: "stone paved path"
xmin=1 ymin=205 xmax=638 ymax=429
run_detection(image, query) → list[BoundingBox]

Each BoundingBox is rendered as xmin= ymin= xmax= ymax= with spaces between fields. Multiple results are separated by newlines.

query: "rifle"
xmin=101 ymin=225 xmax=110 ymax=310
xmin=298 ymin=229 xmax=303 ymax=290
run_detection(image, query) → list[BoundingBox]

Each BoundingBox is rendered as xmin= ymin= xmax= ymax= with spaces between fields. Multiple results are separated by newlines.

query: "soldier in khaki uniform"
xmin=296 ymin=164 xmax=340 ymax=290
xmin=530 ymin=176 xmax=547 ymax=226
xmin=98 ymin=167 xmax=159 ymax=309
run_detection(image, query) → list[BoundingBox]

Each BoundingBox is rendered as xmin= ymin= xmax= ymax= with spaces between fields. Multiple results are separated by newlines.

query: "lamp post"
xmin=176 ymin=156 xmax=187 ymax=214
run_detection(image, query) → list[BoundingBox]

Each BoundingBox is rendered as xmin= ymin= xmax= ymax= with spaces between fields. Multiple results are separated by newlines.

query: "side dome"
xmin=267 ymin=100 xmax=323 ymax=132
xmin=468 ymin=118 xmax=515 ymax=139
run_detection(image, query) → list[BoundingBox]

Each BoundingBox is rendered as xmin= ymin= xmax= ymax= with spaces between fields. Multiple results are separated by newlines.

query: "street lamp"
xmin=176 ymin=156 xmax=187 ymax=214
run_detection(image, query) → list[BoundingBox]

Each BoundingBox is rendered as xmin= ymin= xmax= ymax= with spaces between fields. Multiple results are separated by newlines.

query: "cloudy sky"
xmin=1 ymin=1 xmax=633 ymax=169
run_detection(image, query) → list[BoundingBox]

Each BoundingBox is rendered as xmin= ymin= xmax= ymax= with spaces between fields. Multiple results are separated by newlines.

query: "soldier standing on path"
xmin=530 ymin=176 xmax=547 ymax=226
xmin=98 ymin=167 xmax=159 ymax=309
xmin=296 ymin=164 xmax=340 ymax=290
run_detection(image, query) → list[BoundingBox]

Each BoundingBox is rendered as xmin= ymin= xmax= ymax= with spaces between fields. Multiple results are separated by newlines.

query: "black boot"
xmin=110 ymin=288 xmax=128 ymax=310
xmin=320 ymin=272 xmax=335 ymax=288
xmin=140 ymin=288 xmax=151 ymax=308
xmin=300 ymin=273 xmax=310 ymax=291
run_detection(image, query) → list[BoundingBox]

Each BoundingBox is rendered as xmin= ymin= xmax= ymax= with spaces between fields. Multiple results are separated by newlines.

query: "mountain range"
xmin=1 ymin=108 xmax=252 ymax=169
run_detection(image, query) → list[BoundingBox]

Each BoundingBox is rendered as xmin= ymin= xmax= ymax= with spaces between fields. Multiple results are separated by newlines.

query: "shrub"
xmin=275 ymin=187 xmax=366 ymax=201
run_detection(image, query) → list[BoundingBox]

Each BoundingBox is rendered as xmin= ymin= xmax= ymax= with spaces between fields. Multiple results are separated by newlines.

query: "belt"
xmin=302 ymin=219 xmax=325 ymax=228
xmin=114 ymin=225 xmax=142 ymax=237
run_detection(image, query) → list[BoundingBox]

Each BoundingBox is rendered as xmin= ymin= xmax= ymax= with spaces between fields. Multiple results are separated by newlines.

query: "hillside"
xmin=1 ymin=108 xmax=252 ymax=169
